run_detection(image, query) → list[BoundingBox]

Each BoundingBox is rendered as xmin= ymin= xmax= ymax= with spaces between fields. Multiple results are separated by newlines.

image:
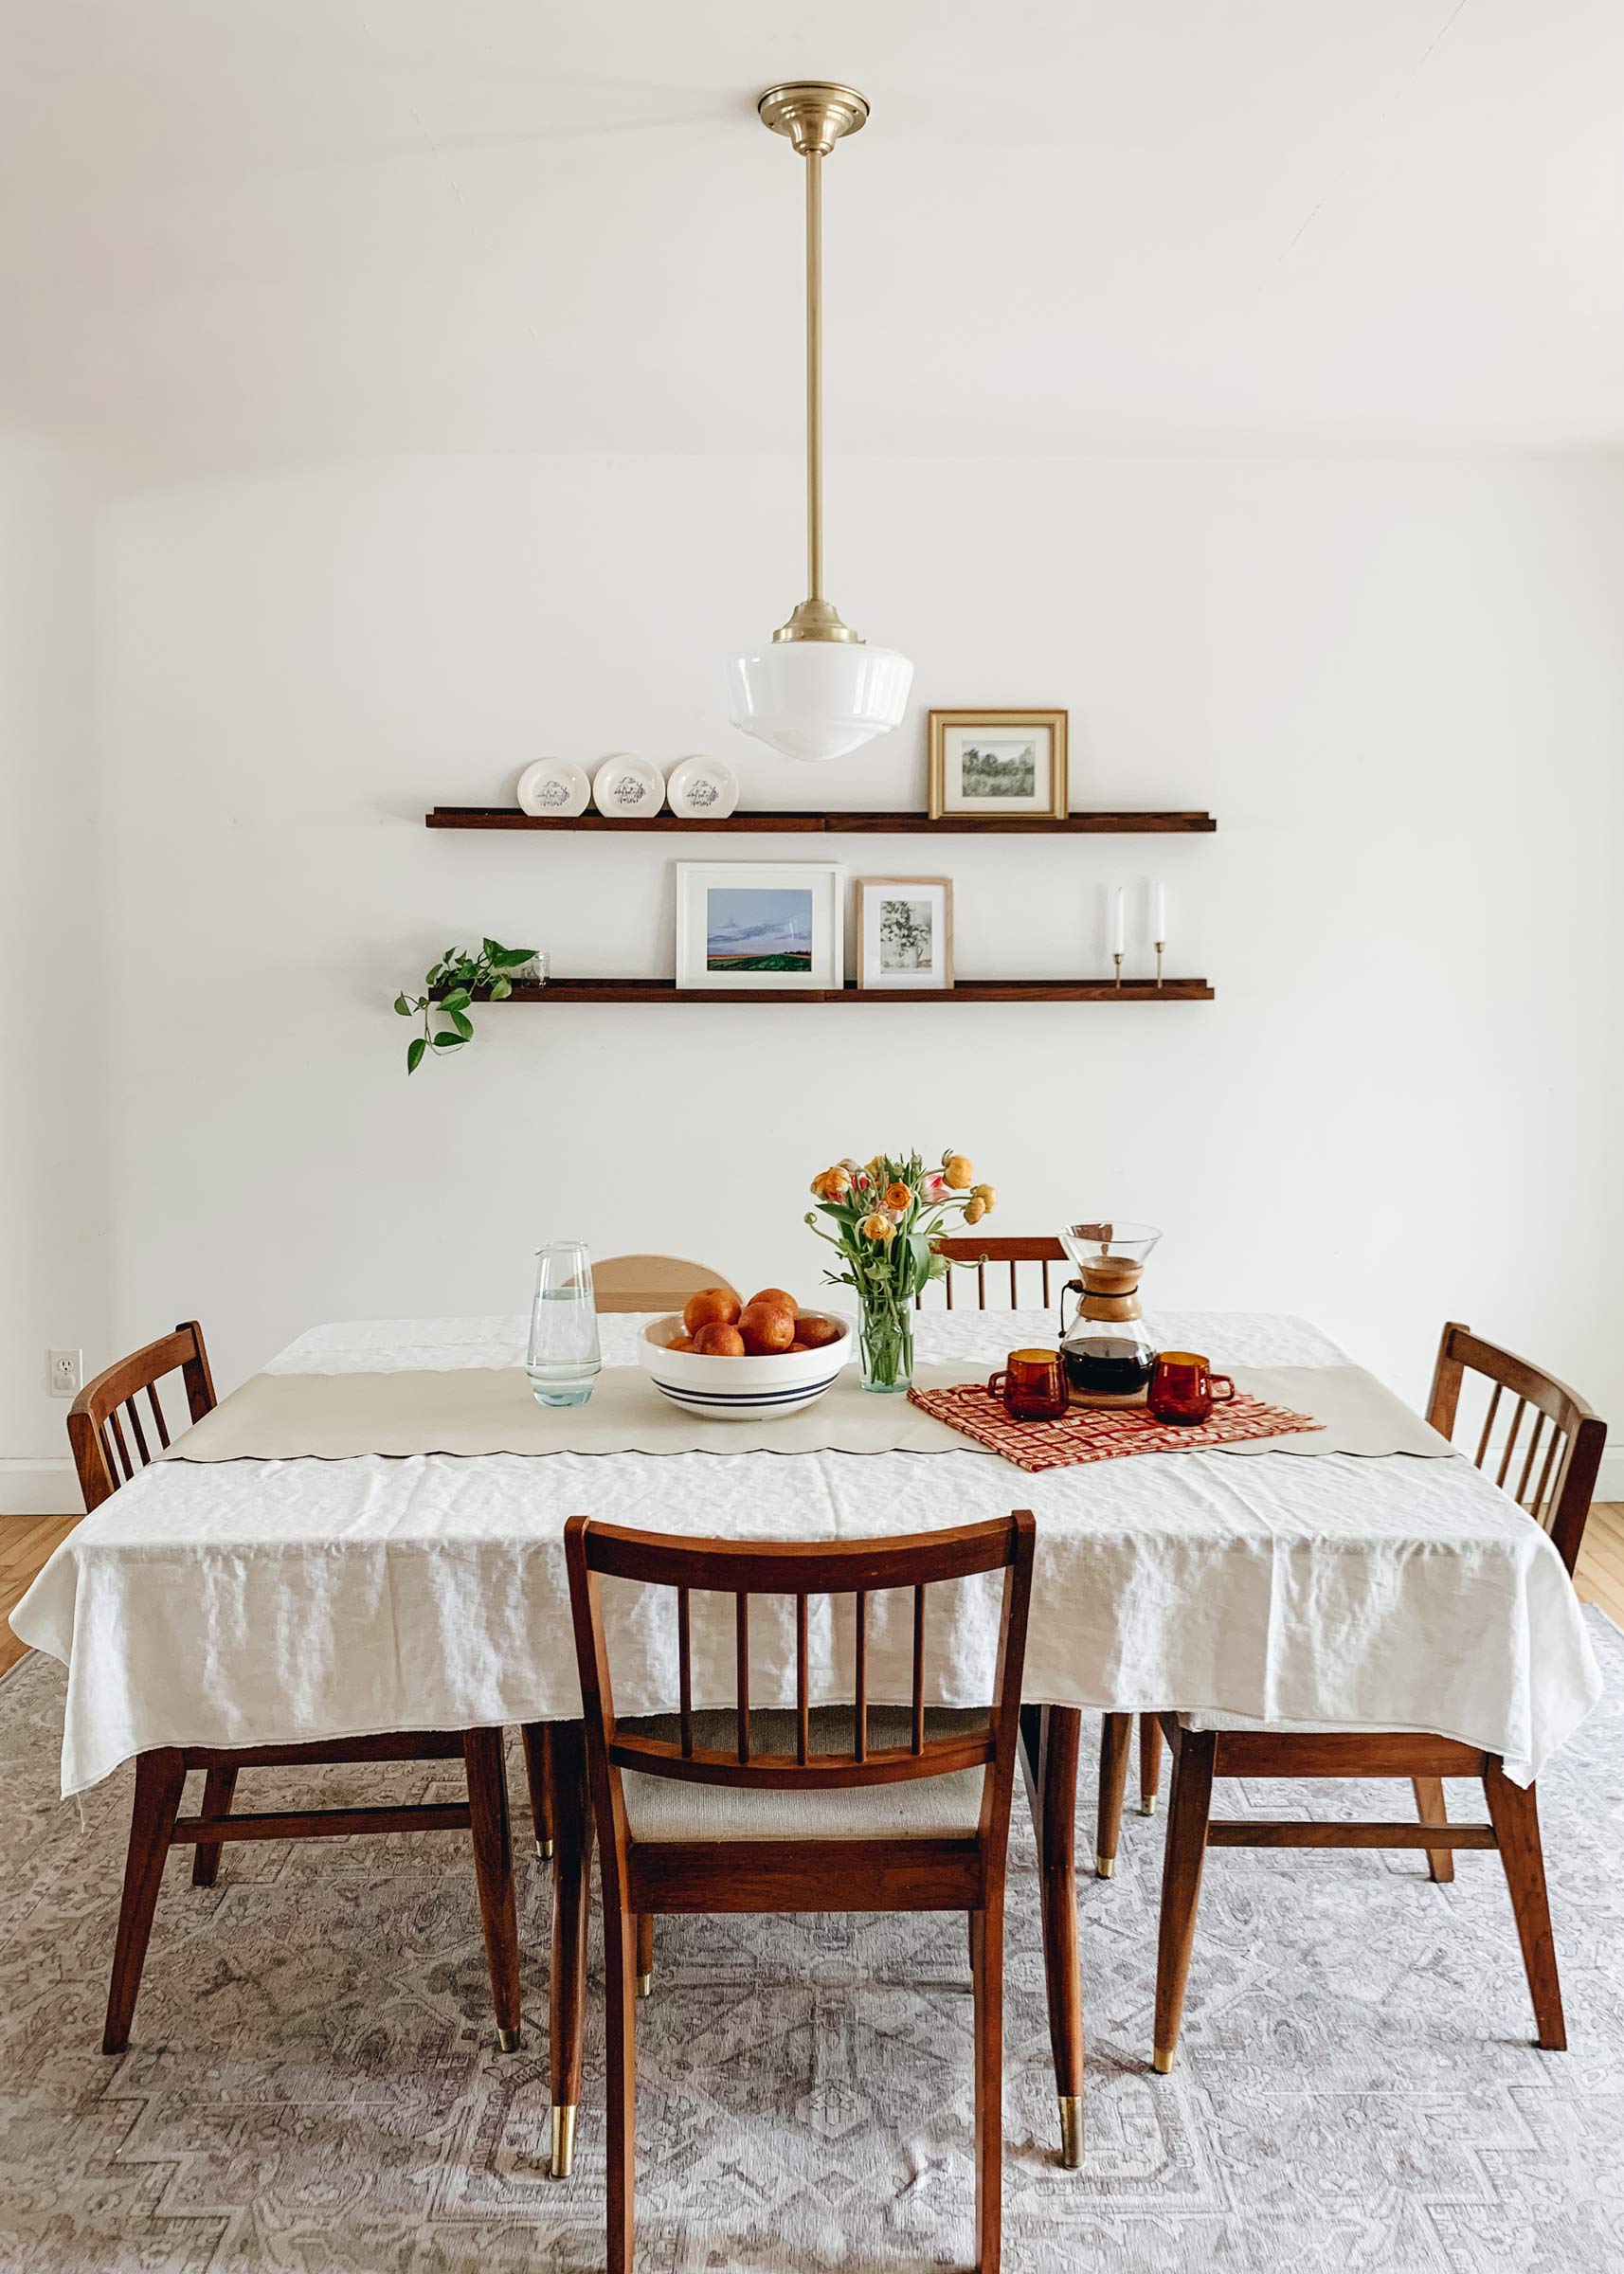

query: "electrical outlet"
xmin=48 ymin=1348 xmax=82 ymax=1399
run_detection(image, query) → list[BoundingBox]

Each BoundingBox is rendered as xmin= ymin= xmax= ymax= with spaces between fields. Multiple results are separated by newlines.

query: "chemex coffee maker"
xmin=1057 ymin=1220 xmax=1163 ymax=1406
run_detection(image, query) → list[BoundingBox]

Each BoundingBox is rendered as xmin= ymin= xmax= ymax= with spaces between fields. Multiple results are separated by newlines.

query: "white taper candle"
xmin=1110 ymin=886 xmax=1125 ymax=955
xmin=1152 ymin=881 xmax=1167 ymax=942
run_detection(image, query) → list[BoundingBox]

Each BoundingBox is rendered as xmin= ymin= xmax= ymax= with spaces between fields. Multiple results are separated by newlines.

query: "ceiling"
xmin=6 ymin=0 xmax=1623 ymax=460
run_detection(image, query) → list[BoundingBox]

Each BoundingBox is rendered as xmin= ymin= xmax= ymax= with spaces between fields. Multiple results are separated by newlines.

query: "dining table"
xmin=10 ymin=1303 xmax=1603 ymax=2176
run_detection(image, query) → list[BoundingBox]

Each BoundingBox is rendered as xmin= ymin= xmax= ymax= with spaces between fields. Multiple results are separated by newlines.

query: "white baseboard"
xmin=0 ymin=1459 xmax=80 ymax=1515
xmin=1597 ymin=1448 xmax=1624 ymax=1505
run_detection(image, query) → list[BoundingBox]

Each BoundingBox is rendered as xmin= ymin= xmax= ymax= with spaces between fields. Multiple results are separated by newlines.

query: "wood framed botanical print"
xmin=675 ymin=861 xmax=843 ymax=991
xmin=856 ymin=876 xmax=954 ymax=991
xmin=928 ymin=709 xmax=1068 ymax=820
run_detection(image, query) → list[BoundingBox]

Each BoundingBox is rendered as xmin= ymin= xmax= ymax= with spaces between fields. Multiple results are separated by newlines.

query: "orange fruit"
xmin=669 ymin=1334 xmax=695 ymax=1352
xmin=683 ymin=1287 xmax=740 ymax=1336
xmin=693 ymin=1321 xmax=746 ymax=1357
xmin=785 ymin=1340 xmax=809 ymax=1353
xmin=738 ymin=1302 xmax=796 ymax=1355
xmin=748 ymin=1287 xmax=798 ymax=1317
xmin=793 ymin=1314 xmax=842 ymax=1348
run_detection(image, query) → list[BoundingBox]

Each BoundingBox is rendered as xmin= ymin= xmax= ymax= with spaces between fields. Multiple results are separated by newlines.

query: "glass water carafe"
xmin=527 ymin=1240 xmax=602 ymax=1408
xmin=1058 ymin=1220 xmax=1162 ymax=1407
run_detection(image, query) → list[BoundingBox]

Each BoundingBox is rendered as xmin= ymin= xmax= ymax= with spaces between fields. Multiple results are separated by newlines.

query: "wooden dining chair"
xmin=1148 ymin=1320 xmax=1606 ymax=2076
xmin=68 ymin=1323 xmax=524 ymax=2057
xmin=565 ymin=1509 xmax=1035 ymax=2274
xmin=590 ymin=1254 xmax=738 ymax=1313
xmin=516 ymin=1254 xmax=736 ymax=1875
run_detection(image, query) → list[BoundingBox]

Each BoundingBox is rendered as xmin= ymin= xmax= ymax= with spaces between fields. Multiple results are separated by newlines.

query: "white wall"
xmin=20 ymin=449 xmax=1624 ymax=1481
xmin=0 ymin=440 xmax=111 ymax=1495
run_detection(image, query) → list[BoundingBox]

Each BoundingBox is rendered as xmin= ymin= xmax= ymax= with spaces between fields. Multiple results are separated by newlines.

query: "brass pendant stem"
xmin=757 ymin=81 xmax=870 ymax=647
xmin=805 ymin=148 xmax=823 ymax=605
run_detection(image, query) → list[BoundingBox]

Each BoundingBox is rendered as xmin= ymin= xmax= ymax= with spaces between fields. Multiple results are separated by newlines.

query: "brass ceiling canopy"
xmin=756 ymin=82 xmax=869 ymax=158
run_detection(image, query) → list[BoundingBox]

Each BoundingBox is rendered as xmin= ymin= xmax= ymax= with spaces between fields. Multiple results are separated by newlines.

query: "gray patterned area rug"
xmin=2 ymin=1618 xmax=1623 ymax=2273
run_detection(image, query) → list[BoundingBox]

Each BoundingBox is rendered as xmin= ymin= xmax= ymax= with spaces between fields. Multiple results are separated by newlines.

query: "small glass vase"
xmin=858 ymin=1299 xmax=914 ymax=1395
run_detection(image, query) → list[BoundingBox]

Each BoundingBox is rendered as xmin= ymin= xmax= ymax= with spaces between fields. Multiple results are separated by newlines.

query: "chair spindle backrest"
xmin=1426 ymin=1321 xmax=1605 ymax=1575
xmin=66 ymin=1323 xmax=216 ymax=1513
xmin=920 ymin=1236 xmax=1066 ymax=1312
xmin=567 ymin=1513 xmax=1035 ymax=1807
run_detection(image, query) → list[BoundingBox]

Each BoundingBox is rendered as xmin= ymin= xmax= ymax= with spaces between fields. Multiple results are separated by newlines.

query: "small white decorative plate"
xmin=591 ymin=754 xmax=666 ymax=819
xmin=665 ymin=753 xmax=740 ymax=821
xmin=515 ymin=758 xmax=590 ymax=818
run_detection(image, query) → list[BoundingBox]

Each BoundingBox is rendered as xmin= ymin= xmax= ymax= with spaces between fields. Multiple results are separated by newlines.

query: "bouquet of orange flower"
xmin=804 ymin=1148 xmax=997 ymax=1393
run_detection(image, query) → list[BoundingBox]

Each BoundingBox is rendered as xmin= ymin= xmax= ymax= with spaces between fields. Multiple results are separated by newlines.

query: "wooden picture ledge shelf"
xmin=426 ymin=806 xmax=1217 ymax=836
xmin=477 ymin=979 xmax=1214 ymax=1005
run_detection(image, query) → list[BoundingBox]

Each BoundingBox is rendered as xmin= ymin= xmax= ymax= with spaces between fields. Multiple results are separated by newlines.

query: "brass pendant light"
xmin=724 ymin=82 xmax=913 ymax=763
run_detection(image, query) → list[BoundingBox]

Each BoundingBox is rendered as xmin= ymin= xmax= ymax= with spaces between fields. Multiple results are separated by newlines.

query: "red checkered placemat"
xmin=906 ymin=1381 xmax=1325 ymax=1473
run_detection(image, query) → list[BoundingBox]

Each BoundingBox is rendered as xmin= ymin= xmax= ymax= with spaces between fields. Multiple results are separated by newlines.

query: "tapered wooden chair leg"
xmin=189 ymin=1762 xmax=238 ymax=1887
xmin=1138 ymin=1714 xmax=1163 ymax=1815
xmin=1483 ymin=1760 xmax=1566 ymax=2050
xmin=548 ymin=1721 xmax=592 ymax=2175
xmin=1095 ymin=1712 xmax=1132 ymax=1877
xmin=519 ymin=1721 xmax=554 ymax=1861
xmin=636 ymin=1911 xmax=655 ymax=1997
xmin=463 ymin=1729 xmax=522 ymax=2049
xmin=1153 ymin=1729 xmax=1216 ymax=2074
xmin=604 ymin=1905 xmax=638 ymax=2274
xmin=1411 ymin=1776 xmax=1455 ymax=1884
xmin=970 ymin=1897 xmax=1004 ymax=2274
xmin=103 ymin=1747 xmax=186 ymax=2054
xmin=1032 ymin=1707 xmax=1084 ymax=2165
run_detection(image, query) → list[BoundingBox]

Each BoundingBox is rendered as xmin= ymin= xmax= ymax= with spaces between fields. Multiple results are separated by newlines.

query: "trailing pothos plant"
xmin=393 ymin=939 xmax=536 ymax=1074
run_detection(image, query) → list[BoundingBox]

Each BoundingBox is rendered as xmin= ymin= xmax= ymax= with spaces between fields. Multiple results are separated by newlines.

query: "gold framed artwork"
xmin=928 ymin=709 xmax=1068 ymax=821
xmin=855 ymin=876 xmax=954 ymax=991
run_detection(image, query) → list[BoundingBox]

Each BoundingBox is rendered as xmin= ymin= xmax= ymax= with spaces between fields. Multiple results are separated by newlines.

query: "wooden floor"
xmin=4 ymin=1507 xmax=1624 ymax=1686
xmin=0 ymin=1514 xmax=81 ymax=1678
xmin=1574 ymin=1502 xmax=1624 ymax=1629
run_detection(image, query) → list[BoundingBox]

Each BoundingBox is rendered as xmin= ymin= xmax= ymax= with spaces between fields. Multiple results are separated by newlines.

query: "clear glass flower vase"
xmin=858 ymin=1299 xmax=914 ymax=1395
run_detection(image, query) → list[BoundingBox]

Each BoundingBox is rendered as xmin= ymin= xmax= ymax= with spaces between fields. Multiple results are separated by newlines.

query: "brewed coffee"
xmin=1063 ymin=1335 xmax=1158 ymax=1399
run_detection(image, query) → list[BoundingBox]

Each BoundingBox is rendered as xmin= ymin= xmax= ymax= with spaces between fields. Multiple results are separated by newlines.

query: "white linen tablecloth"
xmin=10 ymin=1311 xmax=1601 ymax=1795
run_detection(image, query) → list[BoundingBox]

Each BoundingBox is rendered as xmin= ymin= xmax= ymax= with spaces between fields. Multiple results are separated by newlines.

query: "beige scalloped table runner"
xmin=159 ymin=1361 xmax=1453 ymax=1465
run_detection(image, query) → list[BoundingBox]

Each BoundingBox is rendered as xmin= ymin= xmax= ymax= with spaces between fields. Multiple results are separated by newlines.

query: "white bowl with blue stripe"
xmin=640 ymin=1311 xmax=850 ymax=1420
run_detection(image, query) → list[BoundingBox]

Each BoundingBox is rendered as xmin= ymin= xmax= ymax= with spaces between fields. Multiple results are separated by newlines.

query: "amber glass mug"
xmin=1148 ymin=1350 xmax=1236 ymax=1425
xmin=987 ymin=1348 xmax=1070 ymax=1422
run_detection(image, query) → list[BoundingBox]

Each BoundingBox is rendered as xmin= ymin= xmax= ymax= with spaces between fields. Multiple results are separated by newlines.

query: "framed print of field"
xmin=675 ymin=861 xmax=843 ymax=991
xmin=928 ymin=709 xmax=1068 ymax=820
xmin=856 ymin=876 xmax=954 ymax=991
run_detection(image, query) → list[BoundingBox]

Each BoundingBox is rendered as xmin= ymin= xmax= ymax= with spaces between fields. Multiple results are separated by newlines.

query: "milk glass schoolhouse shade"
xmin=725 ymin=84 xmax=913 ymax=764
xmin=725 ymin=639 xmax=913 ymax=764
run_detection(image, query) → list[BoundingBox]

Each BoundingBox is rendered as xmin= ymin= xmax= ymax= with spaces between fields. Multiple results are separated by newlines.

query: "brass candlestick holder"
xmin=1154 ymin=939 xmax=1164 ymax=988
xmin=1112 ymin=951 xmax=1124 ymax=988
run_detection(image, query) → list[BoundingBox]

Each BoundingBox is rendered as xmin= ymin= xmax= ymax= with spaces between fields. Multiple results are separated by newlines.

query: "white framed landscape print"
xmin=928 ymin=708 xmax=1068 ymax=819
xmin=676 ymin=861 xmax=843 ymax=992
xmin=856 ymin=875 xmax=954 ymax=991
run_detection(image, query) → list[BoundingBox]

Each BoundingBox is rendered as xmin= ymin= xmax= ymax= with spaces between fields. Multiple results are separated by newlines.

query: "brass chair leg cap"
xmin=535 ymin=1837 xmax=554 ymax=1862
xmin=1056 ymin=2094 xmax=1083 ymax=2169
xmin=1151 ymin=2046 xmax=1175 ymax=2075
xmin=1139 ymin=1796 xmax=1158 ymax=1815
xmin=496 ymin=2025 xmax=521 ymax=2053
xmin=1095 ymin=1855 xmax=1115 ymax=1879
xmin=636 ymin=1971 xmax=653 ymax=1999
xmin=550 ymin=2103 xmax=576 ymax=2179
